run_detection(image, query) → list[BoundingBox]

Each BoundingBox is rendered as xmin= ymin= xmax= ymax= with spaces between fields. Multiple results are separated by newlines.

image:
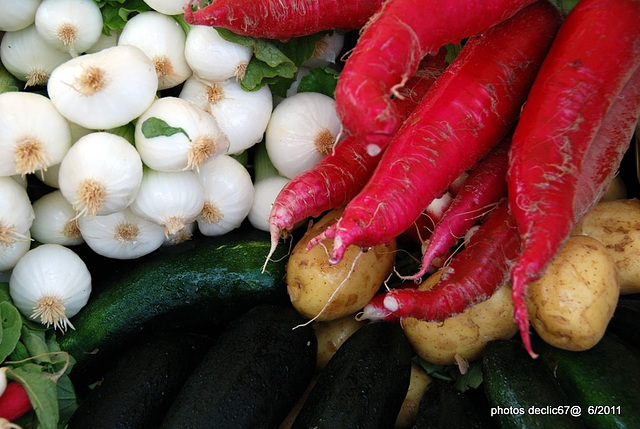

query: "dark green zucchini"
xmin=160 ymin=304 xmax=317 ymax=429
xmin=59 ymin=228 xmax=289 ymax=385
xmin=482 ymin=339 xmax=586 ymax=429
xmin=535 ymin=333 xmax=640 ymax=428
xmin=291 ymin=321 xmax=413 ymax=429
xmin=411 ymin=378 xmax=488 ymax=429
xmin=67 ymin=330 xmax=213 ymax=428
xmin=607 ymin=298 xmax=640 ymax=352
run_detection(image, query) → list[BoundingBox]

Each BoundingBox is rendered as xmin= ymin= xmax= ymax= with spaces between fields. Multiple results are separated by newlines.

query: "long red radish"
xmin=335 ymin=0 xmax=538 ymax=155
xmin=361 ymin=200 xmax=520 ymax=321
xmin=183 ymin=0 xmax=384 ymax=39
xmin=309 ymin=1 xmax=562 ymax=265
xmin=405 ymin=137 xmax=511 ymax=281
xmin=266 ymin=52 xmax=448 ymax=262
xmin=0 ymin=381 xmax=32 ymax=421
xmin=506 ymin=0 xmax=640 ymax=356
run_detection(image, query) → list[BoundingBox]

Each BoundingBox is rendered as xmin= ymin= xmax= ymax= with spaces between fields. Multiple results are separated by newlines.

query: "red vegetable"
xmin=334 ymin=0 xmax=538 ymax=155
xmin=183 ymin=0 xmax=384 ymax=38
xmin=406 ymin=137 xmax=510 ymax=281
xmin=0 ymin=381 xmax=32 ymax=422
xmin=362 ymin=200 xmax=520 ymax=321
xmin=266 ymin=52 xmax=447 ymax=260
xmin=309 ymin=1 xmax=561 ymax=265
xmin=506 ymin=0 xmax=640 ymax=356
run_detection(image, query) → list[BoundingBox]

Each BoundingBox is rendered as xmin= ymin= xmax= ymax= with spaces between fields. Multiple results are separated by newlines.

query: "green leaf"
xmin=96 ymin=0 xmax=152 ymax=35
xmin=0 ymin=282 xmax=11 ymax=303
xmin=0 ymin=63 xmax=21 ymax=93
xmin=19 ymin=325 xmax=51 ymax=364
xmin=0 ymin=301 xmax=23 ymax=362
xmin=453 ymin=361 xmax=483 ymax=392
xmin=141 ymin=117 xmax=191 ymax=140
xmin=444 ymin=42 xmax=463 ymax=64
xmin=550 ymin=0 xmax=580 ymax=15
xmin=106 ymin=122 xmax=136 ymax=145
xmin=56 ymin=375 xmax=79 ymax=426
xmin=8 ymin=364 xmax=59 ymax=429
xmin=297 ymin=67 xmax=340 ymax=98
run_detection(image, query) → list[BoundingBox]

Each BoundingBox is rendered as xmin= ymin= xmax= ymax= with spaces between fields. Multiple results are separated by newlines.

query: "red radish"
xmin=183 ymin=0 xmax=384 ymax=38
xmin=362 ymin=200 xmax=520 ymax=321
xmin=0 ymin=381 xmax=32 ymax=421
xmin=309 ymin=1 xmax=561 ymax=265
xmin=405 ymin=137 xmax=511 ymax=281
xmin=335 ymin=0 xmax=538 ymax=155
xmin=506 ymin=0 xmax=640 ymax=356
xmin=266 ymin=52 xmax=448 ymax=261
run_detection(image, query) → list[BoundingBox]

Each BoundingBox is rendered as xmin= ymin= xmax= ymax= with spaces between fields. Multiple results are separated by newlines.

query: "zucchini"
xmin=58 ymin=228 xmax=289 ymax=385
xmin=482 ymin=339 xmax=586 ymax=429
xmin=291 ymin=321 xmax=413 ymax=429
xmin=159 ymin=304 xmax=317 ymax=429
xmin=411 ymin=378 xmax=488 ymax=429
xmin=67 ymin=330 xmax=213 ymax=428
xmin=535 ymin=333 xmax=640 ymax=428
xmin=607 ymin=298 xmax=640 ymax=352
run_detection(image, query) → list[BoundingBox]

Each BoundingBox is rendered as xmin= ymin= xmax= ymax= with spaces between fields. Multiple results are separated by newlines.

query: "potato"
xmin=313 ymin=313 xmax=366 ymax=370
xmin=526 ymin=235 xmax=619 ymax=351
xmin=286 ymin=209 xmax=396 ymax=321
xmin=599 ymin=175 xmax=627 ymax=202
xmin=394 ymin=363 xmax=432 ymax=429
xmin=571 ymin=198 xmax=640 ymax=294
xmin=401 ymin=270 xmax=518 ymax=365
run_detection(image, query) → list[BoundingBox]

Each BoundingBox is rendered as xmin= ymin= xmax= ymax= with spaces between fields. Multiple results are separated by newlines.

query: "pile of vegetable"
xmin=1 ymin=0 xmax=640 ymax=427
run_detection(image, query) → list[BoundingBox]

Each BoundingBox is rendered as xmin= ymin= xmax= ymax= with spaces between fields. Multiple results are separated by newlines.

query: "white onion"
xmin=34 ymin=0 xmax=103 ymax=57
xmin=179 ymin=76 xmax=272 ymax=154
xmin=0 ymin=177 xmax=35 ymax=248
xmin=129 ymin=168 xmax=205 ymax=237
xmin=0 ymin=91 xmax=72 ymax=176
xmin=47 ymin=45 xmax=158 ymax=130
xmin=134 ymin=96 xmax=229 ymax=172
xmin=142 ymin=0 xmax=189 ymax=15
xmin=0 ymin=24 xmax=72 ymax=87
xmin=0 ymin=0 xmax=41 ymax=32
xmin=0 ymin=230 xmax=31 ymax=272
xmin=265 ymin=91 xmax=342 ymax=179
xmin=185 ymin=26 xmax=253 ymax=82
xmin=9 ymin=243 xmax=91 ymax=331
xmin=118 ymin=11 xmax=191 ymax=90
xmin=58 ymin=132 xmax=143 ymax=217
xmin=78 ymin=208 xmax=165 ymax=259
xmin=248 ymin=176 xmax=290 ymax=232
xmin=31 ymin=190 xmax=84 ymax=246
xmin=302 ymin=32 xmax=345 ymax=68
xmin=195 ymin=155 xmax=255 ymax=236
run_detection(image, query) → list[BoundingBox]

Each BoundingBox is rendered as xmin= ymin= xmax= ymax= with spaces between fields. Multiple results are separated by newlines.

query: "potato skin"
xmin=526 ymin=235 xmax=619 ymax=351
xmin=286 ymin=209 xmax=396 ymax=321
xmin=394 ymin=363 xmax=432 ymax=429
xmin=572 ymin=198 xmax=640 ymax=294
xmin=401 ymin=271 xmax=518 ymax=365
xmin=313 ymin=314 xmax=366 ymax=370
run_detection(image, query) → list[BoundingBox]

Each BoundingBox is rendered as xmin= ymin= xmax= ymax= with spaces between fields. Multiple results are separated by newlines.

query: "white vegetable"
xmin=179 ymin=76 xmax=272 ymax=154
xmin=0 ymin=230 xmax=31 ymax=272
xmin=34 ymin=0 xmax=103 ymax=57
xmin=134 ymin=97 xmax=229 ymax=172
xmin=78 ymin=207 xmax=165 ymax=259
xmin=47 ymin=45 xmax=158 ymax=130
xmin=85 ymin=29 xmax=119 ymax=54
xmin=0 ymin=0 xmax=41 ymax=32
xmin=195 ymin=155 xmax=254 ymax=236
xmin=37 ymin=163 xmax=60 ymax=189
xmin=0 ymin=367 xmax=7 ymax=397
xmin=0 ymin=24 xmax=72 ymax=87
xmin=248 ymin=176 xmax=289 ymax=232
xmin=0 ymin=91 xmax=72 ymax=176
xmin=163 ymin=221 xmax=195 ymax=246
xmin=302 ymin=31 xmax=345 ymax=68
xmin=118 ymin=11 xmax=191 ymax=90
xmin=58 ymin=132 xmax=143 ymax=217
xmin=9 ymin=243 xmax=91 ymax=331
xmin=142 ymin=0 xmax=189 ymax=15
xmin=31 ymin=190 xmax=84 ymax=246
xmin=185 ymin=26 xmax=252 ymax=82
xmin=0 ymin=176 xmax=35 ymax=250
xmin=129 ymin=168 xmax=205 ymax=236
xmin=265 ymin=91 xmax=342 ymax=179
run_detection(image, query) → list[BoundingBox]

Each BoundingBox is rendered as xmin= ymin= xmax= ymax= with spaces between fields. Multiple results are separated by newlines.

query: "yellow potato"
xmin=286 ymin=208 xmax=396 ymax=321
xmin=313 ymin=314 xmax=366 ymax=370
xmin=401 ymin=270 xmax=518 ymax=365
xmin=394 ymin=363 xmax=432 ymax=429
xmin=572 ymin=198 xmax=640 ymax=294
xmin=526 ymin=235 xmax=619 ymax=351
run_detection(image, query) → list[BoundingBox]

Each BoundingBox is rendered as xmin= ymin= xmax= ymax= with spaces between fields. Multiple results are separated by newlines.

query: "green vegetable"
xmin=140 ymin=116 xmax=191 ymax=140
xmin=94 ymin=0 xmax=152 ymax=35
xmin=297 ymin=67 xmax=340 ymax=98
